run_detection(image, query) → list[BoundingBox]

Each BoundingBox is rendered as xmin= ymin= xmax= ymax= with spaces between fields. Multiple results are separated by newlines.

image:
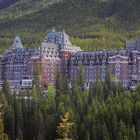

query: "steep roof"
xmin=12 ymin=36 xmax=23 ymax=49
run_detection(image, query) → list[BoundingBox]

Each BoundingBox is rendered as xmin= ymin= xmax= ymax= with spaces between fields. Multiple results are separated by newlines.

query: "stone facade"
xmin=0 ymin=37 xmax=40 ymax=91
xmin=1 ymin=31 xmax=140 ymax=91
xmin=0 ymin=31 xmax=81 ymax=91
xmin=40 ymin=42 xmax=61 ymax=86
xmin=69 ymin=37 xmax=140 ymax=89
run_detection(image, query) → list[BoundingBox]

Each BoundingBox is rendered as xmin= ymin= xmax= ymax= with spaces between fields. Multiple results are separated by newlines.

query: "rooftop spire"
xmin=52 ymin=27 xmax=55 ymax=32
xmin=12 ymin=36 xmax=23 ymax=49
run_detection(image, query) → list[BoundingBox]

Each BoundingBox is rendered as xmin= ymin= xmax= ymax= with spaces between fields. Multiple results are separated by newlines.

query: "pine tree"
xmin=3 ymin=106 xmax=15 ymax=140
xmin=0 ymin=92 xmax=8 ymax=108
xmin=93 ymin=79 xmax=104 ymax=100
xmin=32 ymin=84 xmax=38 ymax=102
xmin=78 ymin=123 xmax=86 ymax=140
xmin=47 ymin=84 xmax=56 ymax=102
xmin=33 ymin=62 xmax=42 ymax=93
xmin=129 ymin=126 xmax=136 ymax=140
xmin=2 ymin=80 xmax=11 ymax=102
xmin=112 ymin=115 xmax=118 ymax=140
xmin=104 ymin=67 xmax=113 ymax=98
xmin=55 ymin=70 xmax=63 ymax=95
xmin=57 ymin=112 xmax=73 ymax=140
xmin=78 ymin=63 xmax=84 ymax=92
xmin=90 ymin=124 xmax=96 ymax=140
xmin=123 ymin=136 xmax=128 ymax=140
xmin=102 ymin=122 xmax=110 ymax=140
xmin=13 ymin=97 xmax=23 ymax=140
xmin=0 ymin=107 xmax=9 ymax=140
xmin=136 ymin=83 xmax=140 ymax=95
xmin=118 ymin=120 xmax=126 ymax=140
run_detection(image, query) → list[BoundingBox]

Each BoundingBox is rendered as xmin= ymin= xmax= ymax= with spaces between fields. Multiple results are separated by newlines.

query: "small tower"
xmin=12 ymin=36 xmax=23 ymax=49
xmin=63 ymin=31 xmax=72 ymax=49
xmin=52 ymin=27 xmax=55 ymax=32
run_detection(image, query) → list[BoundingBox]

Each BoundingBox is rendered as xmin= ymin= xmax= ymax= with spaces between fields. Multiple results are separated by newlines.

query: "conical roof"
xmin=12 ymin=36 xmax=23 ymax=49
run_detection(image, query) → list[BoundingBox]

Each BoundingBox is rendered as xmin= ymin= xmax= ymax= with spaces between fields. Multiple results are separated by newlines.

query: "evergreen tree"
xmin=102 ymin=122 xmax=110 ymax=140
xmin=93 ymin=78 xmax=104 ymax=100
xmin=47 ymin=84 xmax=56 ymax=102
xmin=129 ymin=126 xmax=136 ymax=140
xmin=12 ymin=97 xmax=23 ymax=140
xmin=55 ymin=70 xmax=64 ymax=95
xmin=111 ymin=115 xmax=118 ymax=140
xmin=78 ymin=123 xmax=86 ymax=140
xmin=0 ymin=92 xmax=8 ymax=108
xmin=57 ymin=112 xmax=73 ymax=140
xmin=78 ymin=63 xmax=84 ymax=92
xmin=0 ymin=112 xmax=8 ymax=140
xmin=2 ymin=80 xmax=11 ymax=102
xmin=33 ymin=62 xmax=42 ymax=93
xmin=3 ymin=106 xmax=15 ymax=140
xmin=136 ymin=83 xmax=140 ymax=95
xmin=32 ymin=84 xmax=38 ymax=102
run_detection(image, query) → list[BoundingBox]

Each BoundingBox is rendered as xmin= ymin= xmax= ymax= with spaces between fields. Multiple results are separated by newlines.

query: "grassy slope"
xmin=0 ymin=0 xmax=140 ymax=52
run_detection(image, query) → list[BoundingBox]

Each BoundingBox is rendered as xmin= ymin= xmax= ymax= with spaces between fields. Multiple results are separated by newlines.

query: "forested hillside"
xmin=0 ymin=0 xmax=18 ymax=10
xmin=0 ymin=0 xmax=140 ymax=52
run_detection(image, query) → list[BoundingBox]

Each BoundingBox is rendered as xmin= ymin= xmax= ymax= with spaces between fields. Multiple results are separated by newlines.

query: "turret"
xmin=12 ymin=36 xmax=23 ymax=49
